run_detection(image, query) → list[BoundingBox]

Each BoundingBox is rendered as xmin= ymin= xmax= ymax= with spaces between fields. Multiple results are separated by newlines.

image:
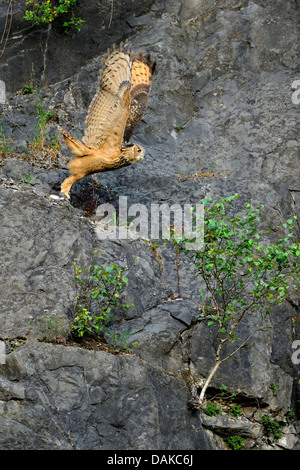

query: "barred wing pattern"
xmin=82 ymin=44 xmax=133 ymax=151
xmin=123 ymin=51 xmax=156 ymax=143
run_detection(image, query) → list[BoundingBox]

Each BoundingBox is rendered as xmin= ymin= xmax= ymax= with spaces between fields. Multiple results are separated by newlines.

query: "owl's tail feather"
xmin=58 ymin=126 xmax=92 ymax=157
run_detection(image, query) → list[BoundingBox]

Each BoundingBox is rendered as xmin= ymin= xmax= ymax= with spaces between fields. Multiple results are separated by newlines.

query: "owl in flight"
xmin=59 ymin=43 xmax=156 ymax=198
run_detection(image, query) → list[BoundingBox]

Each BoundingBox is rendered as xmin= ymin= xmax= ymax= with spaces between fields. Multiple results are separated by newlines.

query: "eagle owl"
xmin=59 ymin=44 xmax=156 ymax=198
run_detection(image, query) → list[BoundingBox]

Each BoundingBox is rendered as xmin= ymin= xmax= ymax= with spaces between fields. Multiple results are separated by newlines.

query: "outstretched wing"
xmin=123 ymin=51 xmax=156 ymax=143
xmin=82 ymin=44 xmax=133 ymax=152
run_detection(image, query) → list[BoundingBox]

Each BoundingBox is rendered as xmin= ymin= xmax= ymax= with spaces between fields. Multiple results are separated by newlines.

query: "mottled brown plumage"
xmin=59 ymin=44 xmax=155 ymax=198
xmin=123 ymin=51 xmax=156 ymax=143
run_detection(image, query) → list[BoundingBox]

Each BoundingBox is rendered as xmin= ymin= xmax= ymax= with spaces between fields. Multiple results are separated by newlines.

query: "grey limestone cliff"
xmin=0 ymin=0 xmax=299 ymax=450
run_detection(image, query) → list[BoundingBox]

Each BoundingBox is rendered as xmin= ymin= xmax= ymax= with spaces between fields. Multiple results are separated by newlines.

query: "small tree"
xmin=172 ymin=194 xmax=300 ymax=407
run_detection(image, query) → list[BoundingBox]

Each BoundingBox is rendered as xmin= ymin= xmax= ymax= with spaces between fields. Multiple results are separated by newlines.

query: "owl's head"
xmin=122 ymin=143 xmax=145 ymax=164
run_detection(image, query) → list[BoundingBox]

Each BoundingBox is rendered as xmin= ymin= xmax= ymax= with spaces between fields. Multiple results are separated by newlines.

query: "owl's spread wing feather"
xmin=123 ymin=51 xmax=156 ymax=143
xmin=82 ymin=44 xmax=133 ymax=151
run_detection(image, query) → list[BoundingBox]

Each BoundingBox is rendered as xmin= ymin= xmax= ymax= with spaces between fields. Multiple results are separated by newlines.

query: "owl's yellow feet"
xmin=61 ymin=176 xmax=77 ymax=199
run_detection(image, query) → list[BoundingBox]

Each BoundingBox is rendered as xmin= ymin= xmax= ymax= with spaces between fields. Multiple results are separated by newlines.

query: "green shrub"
xmin=270 ymin=381 xmax=278 ymax=397
xmin=224 ymin=435 xmax=245 ymax=450
xmin=0 ymin=123 xmax=13 ymax=156
xmin=29 ymin=309 xmax=68 ymax=341
xmin=260 ymin=415 xmax=282 ymax=441
xmin=24 ymin=0 xmax=85 ymax=34
xmin=72 ymin=251 xmax=134 ymax=338
xmin=230 ymin=404 xmax=243 ymax=417
xmin=203 ymin=401 xmax=222 ymax=417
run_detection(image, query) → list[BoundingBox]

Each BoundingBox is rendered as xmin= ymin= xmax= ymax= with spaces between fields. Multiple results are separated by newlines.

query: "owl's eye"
xmin=137 ymin=148 xmax=141 ymax=153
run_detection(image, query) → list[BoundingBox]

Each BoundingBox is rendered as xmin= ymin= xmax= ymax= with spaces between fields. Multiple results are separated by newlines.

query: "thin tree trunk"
xmin=198 ymin=360 xmax=221 ymax=406
xmin=196 ymin=328 xmax=259 ymax=408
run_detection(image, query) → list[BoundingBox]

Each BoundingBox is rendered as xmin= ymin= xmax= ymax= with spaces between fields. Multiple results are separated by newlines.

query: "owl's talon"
xmin=62 ymin=191 xmax=70 ymax=200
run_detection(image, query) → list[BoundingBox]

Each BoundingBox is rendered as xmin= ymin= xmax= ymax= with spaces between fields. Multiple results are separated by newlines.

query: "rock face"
xmin=0 ymin=0 xmax=299 ymax=450
xmin=0 ymin=342 xmax=212 ymax=450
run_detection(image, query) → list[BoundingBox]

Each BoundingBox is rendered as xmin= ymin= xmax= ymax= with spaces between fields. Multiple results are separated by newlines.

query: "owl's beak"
xmin=139 ymin=148 xmax=145 ymax=161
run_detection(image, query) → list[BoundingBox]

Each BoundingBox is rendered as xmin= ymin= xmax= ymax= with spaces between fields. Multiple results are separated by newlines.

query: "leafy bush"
xmin=224 ymin=435 xmax=245 ymax=450
xmin=230 ymin=404 xmax=243 ymax=417
xmin=24 ymin=0 xmax=85 ymax=33
xmin=203 ymin=401 xmax=222 ymax=417
xmin=72 ymin=251 xmax=134 ymax=338
xmin=260 ymin=415 xmax=282 ymax=441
